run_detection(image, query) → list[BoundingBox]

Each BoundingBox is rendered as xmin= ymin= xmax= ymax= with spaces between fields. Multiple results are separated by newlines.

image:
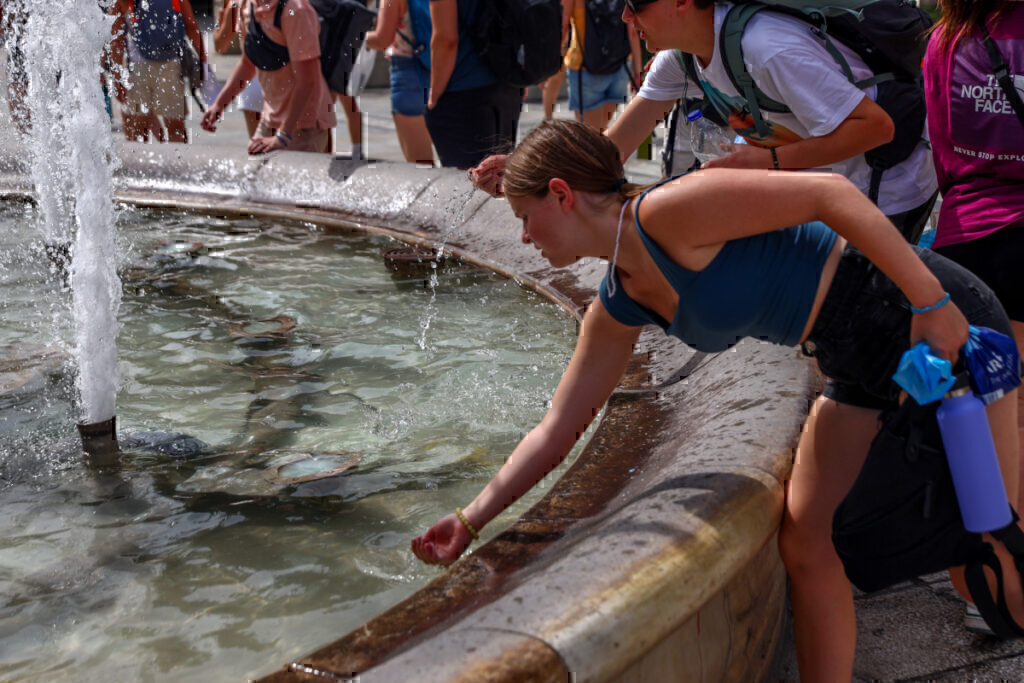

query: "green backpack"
xmin=677 ymin=0 xmax=932 ymax=202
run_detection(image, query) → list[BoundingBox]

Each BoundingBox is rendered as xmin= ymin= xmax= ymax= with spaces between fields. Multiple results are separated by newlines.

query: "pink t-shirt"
xmin=923 ymin=3 xmax=1024 ymax=249
xmin=239 ymin=0 xmax=336 ymax=131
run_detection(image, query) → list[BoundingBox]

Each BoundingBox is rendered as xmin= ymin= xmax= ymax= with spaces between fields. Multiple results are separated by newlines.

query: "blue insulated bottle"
xmin=936 ymin=383 xmax=1012 ymax=532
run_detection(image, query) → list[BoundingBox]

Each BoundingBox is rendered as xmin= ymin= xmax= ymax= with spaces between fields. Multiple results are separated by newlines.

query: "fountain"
xmin=19 ymin=0 xmax=122 ymax=461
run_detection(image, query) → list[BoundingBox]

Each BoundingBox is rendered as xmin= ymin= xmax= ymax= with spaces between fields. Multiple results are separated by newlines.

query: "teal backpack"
xmin=677 ymin=0 xmax=932 ymax=203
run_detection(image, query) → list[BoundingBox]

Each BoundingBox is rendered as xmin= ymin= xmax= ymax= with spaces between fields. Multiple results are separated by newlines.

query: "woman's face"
xmin=507 ymin=192 xmax=579 ymax=268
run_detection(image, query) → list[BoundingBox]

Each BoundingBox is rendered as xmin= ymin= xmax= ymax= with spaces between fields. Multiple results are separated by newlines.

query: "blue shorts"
xmin=389 ymin=56 xmax=428 ymax=117
xmin=567 ymin=66 xmax=629 ymax=113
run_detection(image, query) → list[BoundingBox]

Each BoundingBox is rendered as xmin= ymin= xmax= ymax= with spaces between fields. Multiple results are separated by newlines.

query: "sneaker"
xmin=965 ymin=602 xmax=1000 ymax=637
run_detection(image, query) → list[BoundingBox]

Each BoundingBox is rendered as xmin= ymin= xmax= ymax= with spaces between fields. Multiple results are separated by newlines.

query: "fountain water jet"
xmin=20 ymin=0 xmax=123 ymax=459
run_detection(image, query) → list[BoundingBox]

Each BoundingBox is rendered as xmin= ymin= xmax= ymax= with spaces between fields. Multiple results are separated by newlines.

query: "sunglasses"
xmin=624 ymin=0 xmax=660 ymax=14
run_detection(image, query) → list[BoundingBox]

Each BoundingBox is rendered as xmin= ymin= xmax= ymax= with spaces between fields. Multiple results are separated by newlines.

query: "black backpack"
xmin=833 ymin=396 xmax=1024 ymax=638
xmin=129 ymin=0 xmax=185 ymax=62
xmin=309 ymin=0 xmax=376 ymax=94
xmin=473 ymin=0 xmax=563 ymax=88
xmin=581 ymin=0 xmax=631 ymax=76
xmin=256 ymin=0 xmax=375 ymax=93
xmin=679 ymin=0 xmax=932 ymax=203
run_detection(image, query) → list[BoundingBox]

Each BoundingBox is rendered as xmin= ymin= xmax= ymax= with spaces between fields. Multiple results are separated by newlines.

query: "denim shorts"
xmin=389 ymin=56 xmax=428 ymax=117
xmin=803 ymin=245 xmax=1013 ymax=410
xmin=567 ymin=66 xmax=629 ymax=113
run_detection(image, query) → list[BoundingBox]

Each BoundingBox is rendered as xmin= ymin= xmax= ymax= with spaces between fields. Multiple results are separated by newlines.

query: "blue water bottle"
xmin=936 ymin=377 xmax=1012 ymax=532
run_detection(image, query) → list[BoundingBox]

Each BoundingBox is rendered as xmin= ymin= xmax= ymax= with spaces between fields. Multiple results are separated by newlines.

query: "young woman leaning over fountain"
xmin=411 ymin=119 xmax=1024 ymax=682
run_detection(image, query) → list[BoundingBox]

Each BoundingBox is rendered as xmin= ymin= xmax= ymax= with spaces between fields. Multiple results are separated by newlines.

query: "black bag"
xmin=309 ymin=0 xmax=377 ymax=94
xmin=251 ymin=0 xmax=375 ymax=93
xmin=833 ymin=396 xmax=1024 ymax=638
xmin=581 ymin=0 xmax=631 ymax=76
xmin=473 ymin=0 xmax=563 ymax=87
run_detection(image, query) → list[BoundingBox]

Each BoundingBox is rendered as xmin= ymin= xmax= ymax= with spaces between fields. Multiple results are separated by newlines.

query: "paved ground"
xmin=5 ymin=23 xmax=1024 ymax=681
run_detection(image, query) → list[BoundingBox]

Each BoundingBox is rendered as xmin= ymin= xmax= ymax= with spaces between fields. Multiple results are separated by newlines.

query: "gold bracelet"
xmin=455 ymin=507 xmax=479 ymax=540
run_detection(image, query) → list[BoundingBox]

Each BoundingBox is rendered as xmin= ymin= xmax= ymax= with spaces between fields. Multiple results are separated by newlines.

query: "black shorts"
xmin=803 ymin=246 xmax=1013 ymax=411
xmin=424 ymin=82 xmax=522 ymax=169
xmin=934 ymin=226 xmax=1024 ymax=322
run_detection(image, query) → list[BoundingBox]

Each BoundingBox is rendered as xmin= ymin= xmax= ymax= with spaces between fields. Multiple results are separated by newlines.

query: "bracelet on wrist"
xmin=910 ymin=292 xmax=951 ymax=314
xmin=769 ymin=146 xmax=780 ymax=170
xmin=455 ymin=507 xmax=479 ymax=541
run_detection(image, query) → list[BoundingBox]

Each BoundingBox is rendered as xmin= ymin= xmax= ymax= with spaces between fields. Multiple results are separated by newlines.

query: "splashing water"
xmin=416 ymin=185 xmax=478 ymax=351
xmin=20 ymin=0 xmax=122 ymax=424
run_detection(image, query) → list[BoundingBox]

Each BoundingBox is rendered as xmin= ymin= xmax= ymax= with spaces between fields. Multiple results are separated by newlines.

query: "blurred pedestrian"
xmin=365 ymin=0 xmax=434 ymax=164
xmin=201 ymin=0 xmax=337 ymax=155
xmin=563 ymin=0 xmax=642 ymax=131
xmin=213 ymin=0 xmax=262 ymax=138
xmin=410 ymin=0 xmax=522 ymax=168
xmin=109 ymin=0 xmax=207 ymax=143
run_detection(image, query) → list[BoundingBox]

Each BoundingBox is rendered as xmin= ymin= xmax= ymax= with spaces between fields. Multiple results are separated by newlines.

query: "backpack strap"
xmin=274 ymin=0 xmax=288 ymax=29
xmin=965 ymin=510 xmax=1024 ymax=638
xmin=718 ymin=3 xmax=787 ymax=138
xmin=980 ymin=23 xmax=1024 ymax=128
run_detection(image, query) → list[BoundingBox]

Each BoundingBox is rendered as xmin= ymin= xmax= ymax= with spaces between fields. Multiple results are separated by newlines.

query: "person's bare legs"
xmin=165 ymin=118 xmax=187 ymax=143
xmin=579 ymin=102 xmax=619 ymax=133
xmin=541 ymin=66 xmax=566 ymax=120
xmin=243 ymin=110 xmax=261 ymax=139
xmin=1013 ymin=321 xmax=1024 ymax=507
xmin=335 ymin=93 xmax=363 ymax=157
xmin=779 ymin=396 xmax=880 ymax=683
xmin=392 ymin=112 xmax=434 ymax=165
xmin=122 ymin=113 xmax=151 ymax=142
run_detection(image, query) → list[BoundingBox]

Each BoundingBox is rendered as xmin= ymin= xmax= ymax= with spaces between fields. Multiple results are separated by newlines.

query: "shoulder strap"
xmin=274 ymin=0 xmax=288 ymax=29
xmin=718 ymin=3 xmax=789 ymax=138
xmin=980 ymin=23 xmax=1024 ymax=128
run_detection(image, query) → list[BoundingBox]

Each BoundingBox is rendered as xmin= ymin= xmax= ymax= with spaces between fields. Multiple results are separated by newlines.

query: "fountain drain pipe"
xmin=77 ymin=416 xmax=119 ymax=466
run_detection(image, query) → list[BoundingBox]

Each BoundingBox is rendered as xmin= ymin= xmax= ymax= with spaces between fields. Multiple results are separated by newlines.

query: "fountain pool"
xmin=0 ymin=200 xmax=583 ymax=680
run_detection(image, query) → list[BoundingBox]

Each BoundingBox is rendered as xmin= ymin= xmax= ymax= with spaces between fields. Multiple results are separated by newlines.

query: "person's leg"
xmin=393 ymin=113 xmax=434 ymax=165
xmin=581 ymin=102 xmax=619 ymax=133
xmin=1015 ymin=321 xmax=1024 ymax=507
xmin=335 ymin=93 xmax=363 ymax=158
xmin=164 ymin=118 xmax=187 ymax=143
xmin=541 ymin=66 xmax=566 ymax=120
xmin=122 ymin=113 xmax=151 ymax=142
xmin=779 ymin=395 xmax=880 ymax=682
xmin=243 ymin=110 xmax=261 ymax=139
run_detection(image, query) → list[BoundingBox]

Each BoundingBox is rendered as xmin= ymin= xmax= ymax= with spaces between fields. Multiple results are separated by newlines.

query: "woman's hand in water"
xmin=411 ymin=513 xmax=474 ymax=565
xmin=469 ymin=155 xmax=508 ymax=197
xmin=910 ymin=299 xmax=970 ymax=363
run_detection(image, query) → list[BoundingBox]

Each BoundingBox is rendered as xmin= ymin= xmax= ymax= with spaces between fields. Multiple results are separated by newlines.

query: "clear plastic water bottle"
xmin=936 ymin=378 xmax=1012 ymax=532
xmin=687 ymin=110 xmax=735 ymax=163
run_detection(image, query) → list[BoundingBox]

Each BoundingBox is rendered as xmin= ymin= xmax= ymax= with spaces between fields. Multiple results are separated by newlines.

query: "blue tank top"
xmin=599 ymin=180 xmax=838 ymax=352
xmin=408 ymin=0 xmax=496 ymax=92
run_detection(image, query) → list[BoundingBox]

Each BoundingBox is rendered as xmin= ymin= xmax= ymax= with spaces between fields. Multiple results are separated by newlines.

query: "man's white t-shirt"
xmin=637 ymin=3 xmax=937 ymax=215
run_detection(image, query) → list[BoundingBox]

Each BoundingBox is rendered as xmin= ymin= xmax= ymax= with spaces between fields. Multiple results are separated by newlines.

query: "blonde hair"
xmin=503 ymin=120 xmax=648 ymax=201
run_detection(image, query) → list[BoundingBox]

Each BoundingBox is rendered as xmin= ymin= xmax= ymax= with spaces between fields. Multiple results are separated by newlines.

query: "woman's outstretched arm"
xmin=411 ymin=299 xmax=642 ymax=565
xmin=641 ymin=169 xmax=968 ymax=359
